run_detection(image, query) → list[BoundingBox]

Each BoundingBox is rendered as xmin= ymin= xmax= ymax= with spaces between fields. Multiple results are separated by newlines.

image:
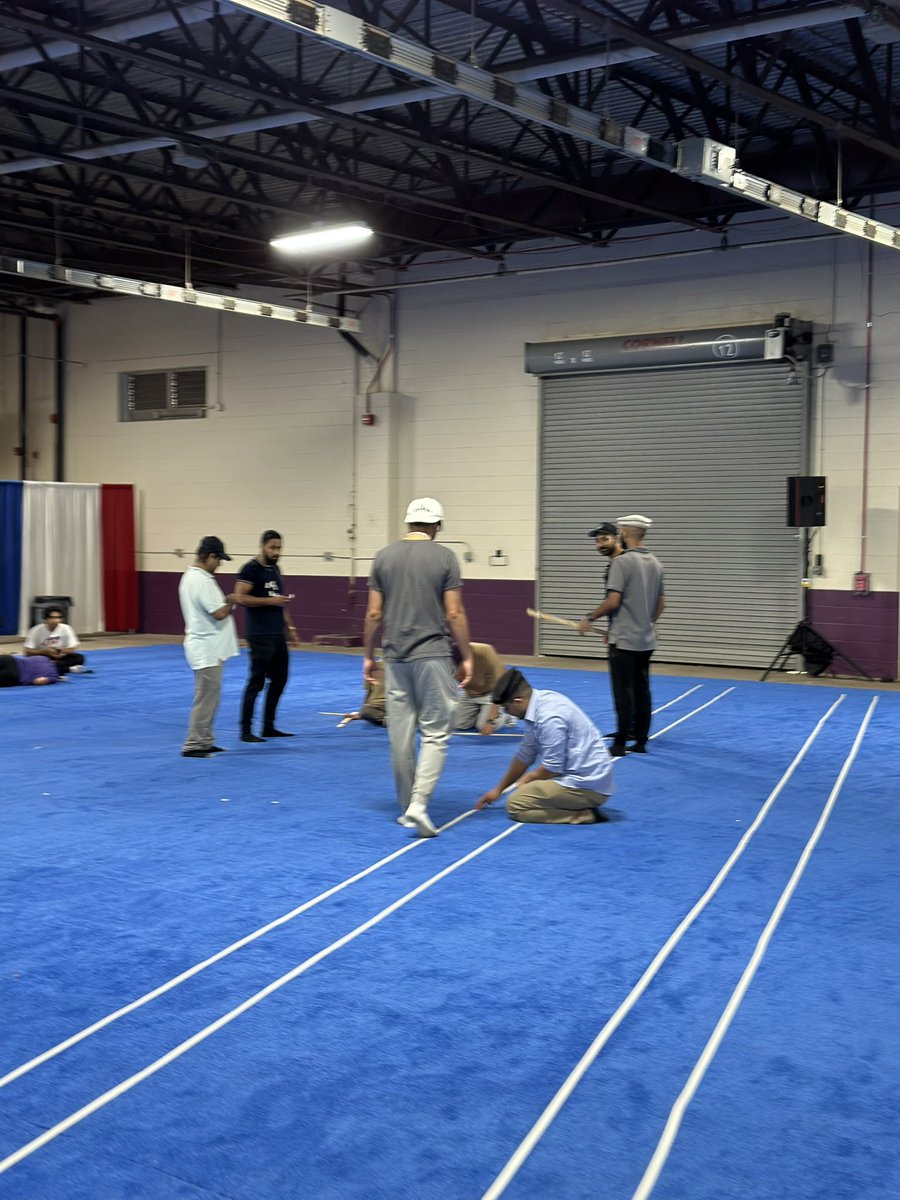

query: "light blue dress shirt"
xmin=515 ymin=688 xmax=615 ymax=795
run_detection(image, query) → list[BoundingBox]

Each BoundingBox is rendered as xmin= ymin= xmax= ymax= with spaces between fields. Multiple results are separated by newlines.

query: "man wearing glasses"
xmin=178 ymin=536 xmax=240 ymax=758
xmin=475 ymin=668 xmax=614 ymax=824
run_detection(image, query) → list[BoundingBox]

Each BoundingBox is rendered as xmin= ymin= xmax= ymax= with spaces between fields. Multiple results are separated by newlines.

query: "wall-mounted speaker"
xmin=786 ymin=476 xmax=826 ymax=527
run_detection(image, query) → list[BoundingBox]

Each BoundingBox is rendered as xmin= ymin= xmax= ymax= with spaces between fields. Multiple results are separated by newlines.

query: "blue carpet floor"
xmin=1 ymin=648 xmax=898 ymax=1199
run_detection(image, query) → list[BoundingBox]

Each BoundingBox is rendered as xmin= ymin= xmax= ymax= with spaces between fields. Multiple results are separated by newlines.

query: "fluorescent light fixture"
xmin=270 ymin=223 xmax=373 ymax=254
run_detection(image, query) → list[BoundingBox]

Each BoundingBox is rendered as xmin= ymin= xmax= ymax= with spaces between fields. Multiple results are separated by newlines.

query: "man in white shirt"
xmin=179 ymin=536 xmax=240 ymax=758
xmin=24 ymin=606 xmax=86 ymax=675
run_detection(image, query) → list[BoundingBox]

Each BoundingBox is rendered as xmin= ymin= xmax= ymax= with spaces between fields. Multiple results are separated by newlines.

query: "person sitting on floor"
xmin=475 ymin=668 xmax=614 ymax=824
xmin=23 ymin=607 xmax=88 ymax=675
xmin=0 ymin=654 xmax=61 ymax=686
xmin=452 ymin=641 xmax=518 ymax=735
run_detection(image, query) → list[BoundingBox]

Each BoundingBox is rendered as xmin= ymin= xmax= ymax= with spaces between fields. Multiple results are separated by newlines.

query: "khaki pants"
xmin=506 ymin=780 xmax=608 ymax=825
xmin=183 ymin=662 xmax=223 ymax=752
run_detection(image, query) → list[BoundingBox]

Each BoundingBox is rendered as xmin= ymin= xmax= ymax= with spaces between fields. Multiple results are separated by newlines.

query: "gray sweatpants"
xmin=385 ymin=657 xmax=457 ymax=814
xmin=183 ymin=663 xmax=224 ymax=752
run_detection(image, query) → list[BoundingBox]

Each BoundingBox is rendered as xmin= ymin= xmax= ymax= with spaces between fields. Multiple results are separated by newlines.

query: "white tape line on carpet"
xmin=0 ymin=823 xmax=523 ymax=1176
xmin=480 ymin=694 xmax=846 ymax=1200
xmin=633 ymin=696 xmax=878 ymax=1200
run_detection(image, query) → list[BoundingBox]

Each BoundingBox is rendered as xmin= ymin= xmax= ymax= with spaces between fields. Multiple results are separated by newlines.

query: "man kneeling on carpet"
xmin=452 ymin=641 xmax=518 ymax=734
xmin=475 ymin=669 xmax=613 ymax=824
xmin=340 ymin=659 xmax=387 ymax=727
xmin=0 ymin=654 xmax=61 ymax=686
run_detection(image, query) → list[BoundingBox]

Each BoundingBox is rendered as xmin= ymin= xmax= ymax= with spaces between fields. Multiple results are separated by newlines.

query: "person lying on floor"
xmin=475 ymin=668 xmax=614 ymax=825
xmin=0 ymin=654 xmax=61 ymax=686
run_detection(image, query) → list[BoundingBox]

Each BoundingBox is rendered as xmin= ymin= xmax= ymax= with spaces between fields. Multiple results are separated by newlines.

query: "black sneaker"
xmin=182 ymin=749 xmax=211 ymax=758
xmin=262 ymin=728 xmax=294 ymax=738
xmin=628 ymin=742 xmax=648 ymax=754
xmin=610 ymin=742 xmax=627 ymax=757
xmin=240 ymin=732 xmax=266 ymax=743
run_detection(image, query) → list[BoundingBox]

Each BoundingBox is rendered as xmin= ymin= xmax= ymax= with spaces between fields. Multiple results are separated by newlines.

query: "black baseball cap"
xmin=197 ymin=535 xmax=232 ymax=561
xmin=491 ymin=668 xmax=528 ymax=706
xmin=588 ymin=522 xmax=618 ymax=538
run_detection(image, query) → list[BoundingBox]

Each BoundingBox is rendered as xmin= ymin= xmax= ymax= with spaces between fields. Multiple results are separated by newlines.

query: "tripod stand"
xmin=760 ymin=532 xmax=874 ymax=682
xmin=760 ymin=618 xmax=873 ymax=681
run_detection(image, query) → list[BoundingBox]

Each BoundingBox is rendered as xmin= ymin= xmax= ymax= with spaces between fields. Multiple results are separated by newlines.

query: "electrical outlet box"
xmin=489 ymin=552 xmax=508 ymax=567
xmin=816 ymin=342 xmax=834 ymax=366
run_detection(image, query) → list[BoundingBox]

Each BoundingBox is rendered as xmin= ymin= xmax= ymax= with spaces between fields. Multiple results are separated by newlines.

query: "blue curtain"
xmin=0 ymin=481 xmax=24 ymax=634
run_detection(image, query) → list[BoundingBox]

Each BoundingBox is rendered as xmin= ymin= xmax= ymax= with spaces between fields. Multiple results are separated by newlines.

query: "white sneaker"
xmin=396 ymin=814 xmax=416 ymax=828
xmin=405 ymin=804 xmax=438 ymax=837
xmin=68 ymin=665 xmax=84 ymax=674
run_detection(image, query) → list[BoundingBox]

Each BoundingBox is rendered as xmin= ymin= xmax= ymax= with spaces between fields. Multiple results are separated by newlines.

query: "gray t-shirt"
xmin=368 ymin=539 xmax=462 ymax=661
xmin=606 ymin=548 xmax=664 ymax=652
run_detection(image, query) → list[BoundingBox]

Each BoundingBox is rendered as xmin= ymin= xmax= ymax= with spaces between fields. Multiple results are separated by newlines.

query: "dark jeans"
xmin=0 ymin=655 xmax=19 ymax=687
xmin=240 ymin=635 xmax=289 ymax=732
xmin=608 ymin=644 xmax=653 ymax=746
xmin=56 ymin=652 xmax=85 ymax=676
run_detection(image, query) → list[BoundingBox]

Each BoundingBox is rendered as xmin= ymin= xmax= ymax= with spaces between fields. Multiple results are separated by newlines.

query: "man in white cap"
xmin=364 ymin=498 xmax=473 ymax=836
xmin=577 ymin=514 xmax=664 ymax=756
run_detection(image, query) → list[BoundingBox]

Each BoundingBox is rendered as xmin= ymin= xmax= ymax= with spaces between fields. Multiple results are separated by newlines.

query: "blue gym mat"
xmin=1 ymin=648 xmax=898 ymax=1199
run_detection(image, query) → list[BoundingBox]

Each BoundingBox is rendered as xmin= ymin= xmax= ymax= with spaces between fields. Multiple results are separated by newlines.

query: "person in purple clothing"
xmin=0 ymin=654 xmax=61 ymax=686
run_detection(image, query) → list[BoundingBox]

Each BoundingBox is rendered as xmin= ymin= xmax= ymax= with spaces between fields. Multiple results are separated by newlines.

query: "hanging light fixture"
xmin=269 ymin=223 xmax=373 ymax=254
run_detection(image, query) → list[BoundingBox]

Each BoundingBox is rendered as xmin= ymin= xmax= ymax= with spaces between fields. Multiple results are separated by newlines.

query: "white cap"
xmin=405 ymin=497 xmax=444 ymax=524
xmin=617 ymin=513 xmax=653 ymax=529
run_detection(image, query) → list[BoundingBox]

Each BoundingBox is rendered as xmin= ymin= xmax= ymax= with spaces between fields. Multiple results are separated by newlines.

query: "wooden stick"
xmin=526 ymin=607 xmax=602 ymax=633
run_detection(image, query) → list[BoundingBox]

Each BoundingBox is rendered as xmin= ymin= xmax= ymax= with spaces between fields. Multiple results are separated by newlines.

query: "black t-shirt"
xmin=237 ymin=559 xmax=287 ymax=635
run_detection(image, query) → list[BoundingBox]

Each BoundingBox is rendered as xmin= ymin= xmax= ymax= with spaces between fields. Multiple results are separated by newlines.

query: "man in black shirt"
xmin=234 ymin=530 xmax=298 ymax=742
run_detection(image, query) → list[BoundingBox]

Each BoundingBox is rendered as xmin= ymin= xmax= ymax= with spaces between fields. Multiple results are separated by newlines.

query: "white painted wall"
xmin=0 ymin=314 xmax=57 ymax=481
xmin=46 ymin=231 xmax=900 ymax=592
xmin=0 ymin=314 xmax=20 ymax=480
xmin=63 ymin=302 xmax=358 ymax=575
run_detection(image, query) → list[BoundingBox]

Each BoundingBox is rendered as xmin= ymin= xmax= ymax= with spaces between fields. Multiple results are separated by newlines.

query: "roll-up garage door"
xmin=538 ymin=362 xmax=806 ymax=668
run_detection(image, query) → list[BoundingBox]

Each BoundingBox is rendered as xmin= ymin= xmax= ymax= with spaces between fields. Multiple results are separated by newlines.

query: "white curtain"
xmin=18 ymin=482 xmax=105 ymax=635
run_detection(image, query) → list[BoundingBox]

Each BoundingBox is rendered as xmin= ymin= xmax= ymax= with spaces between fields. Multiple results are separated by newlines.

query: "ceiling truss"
xmin=0 ymin=0 xmax=897 ymax=312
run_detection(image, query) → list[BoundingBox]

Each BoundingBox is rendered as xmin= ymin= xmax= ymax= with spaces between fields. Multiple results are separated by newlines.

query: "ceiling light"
xmin=269 ymin=223 xmax=373 ymax=254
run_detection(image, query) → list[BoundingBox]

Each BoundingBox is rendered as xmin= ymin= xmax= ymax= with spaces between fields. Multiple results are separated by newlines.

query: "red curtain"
xmin=101 ymin=484 xmax=138 ymax=631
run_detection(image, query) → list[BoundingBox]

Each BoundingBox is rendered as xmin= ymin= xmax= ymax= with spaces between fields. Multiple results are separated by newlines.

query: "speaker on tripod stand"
xmin=762 ymin=477 xmax=873 ymax=681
